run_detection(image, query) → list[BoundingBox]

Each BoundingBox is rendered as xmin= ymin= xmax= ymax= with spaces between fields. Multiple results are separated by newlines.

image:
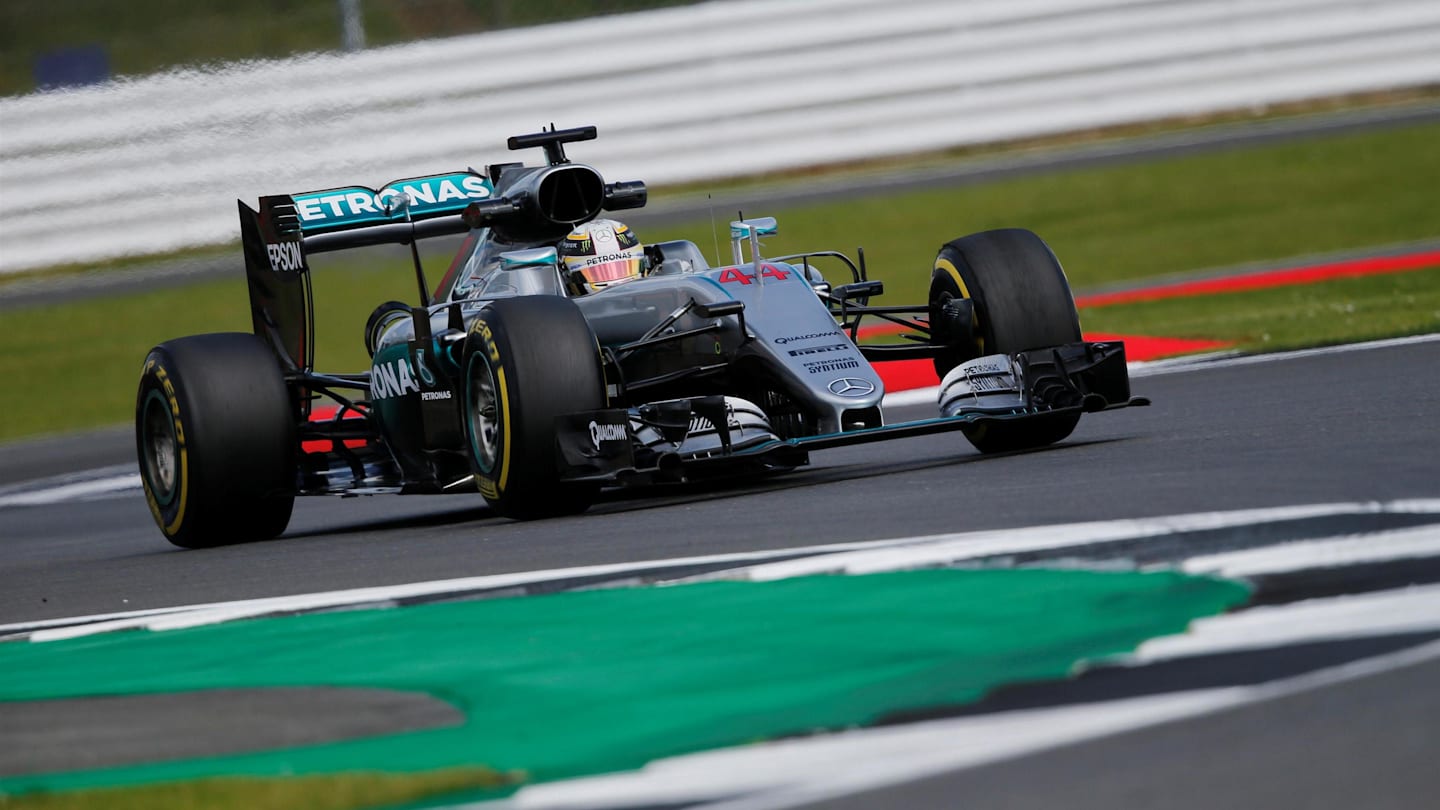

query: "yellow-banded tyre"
xmin=462 ymin=296 xmax=605 ymax=520
xmin=929 ymin=228 xmax=1083 ymax=453
xmin=135 ymin=333 xmax=297 ymax=548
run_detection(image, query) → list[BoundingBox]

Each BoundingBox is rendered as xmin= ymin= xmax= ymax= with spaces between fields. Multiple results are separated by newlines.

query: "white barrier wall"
xmin=1 ymin=0 xmax=1437 ymax=272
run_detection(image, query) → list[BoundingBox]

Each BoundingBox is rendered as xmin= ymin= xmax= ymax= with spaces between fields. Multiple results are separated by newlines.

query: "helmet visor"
xmin=575 ymin=256 xmax=643 ymax=287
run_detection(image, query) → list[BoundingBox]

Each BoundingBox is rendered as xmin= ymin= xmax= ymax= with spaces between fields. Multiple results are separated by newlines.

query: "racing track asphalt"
xmin=2 ymin=338 xmax=1437 ymax=624
xmin=797 ymin=652 xmax=1440 ymax=810
xmin=1 ymin=337 xmax=1437 ymax=807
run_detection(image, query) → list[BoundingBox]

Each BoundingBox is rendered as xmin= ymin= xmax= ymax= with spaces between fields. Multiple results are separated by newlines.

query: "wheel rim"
xmin=934 ymin=289 xmax=985 ymax=356
xmin=466 ymin=354 xmax=500 ymax=474
xmin=141 ymin=389 xmax=179 ymax=506
xmin=934 ymin=252 xmax=987 ymax=357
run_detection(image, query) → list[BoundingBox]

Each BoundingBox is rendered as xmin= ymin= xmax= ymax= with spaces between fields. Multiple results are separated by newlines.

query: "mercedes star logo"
xmin=828 ymin=377 xmax=876 ymax=397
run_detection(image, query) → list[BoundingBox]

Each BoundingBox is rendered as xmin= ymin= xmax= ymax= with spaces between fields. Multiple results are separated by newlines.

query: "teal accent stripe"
xmin=292 ymin=173 xmax=496 ymax=233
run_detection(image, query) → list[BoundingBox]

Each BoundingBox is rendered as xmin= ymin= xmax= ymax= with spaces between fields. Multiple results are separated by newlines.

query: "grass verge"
xmin=2 ymin=121 xmax=1436 ymax=443
xmin=1079 ymin=266 xmax=1440 ymax=353
xmin=0 ymin=768 xmax=518 ymax=810
xmin=663 ymin=121 xmax=1440 ymax=303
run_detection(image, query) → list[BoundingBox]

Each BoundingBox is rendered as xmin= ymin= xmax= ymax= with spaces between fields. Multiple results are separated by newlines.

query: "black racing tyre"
xmin=135 ymin=333 xmax=297 ymax=548
xmin=462 ymin=296 xmax=605 ymax=519
xmin=929 ymin=228 xmax=1083 ymax=453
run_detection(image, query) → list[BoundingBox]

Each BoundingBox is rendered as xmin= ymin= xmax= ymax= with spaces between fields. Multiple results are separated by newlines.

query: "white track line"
xmin=505 ymin=690 xmax=1247 ymax=810
xmin=1131 ymin=583 xmax=1440 ymax=663
xmin=12 ymin=499 xmax=1439 ymax=642
xmin=479 ymin=638 xmax=1440 ymax=810
xmin=1181 ymin=523 xmax=1440 ymax=578
xmin=680 ymin=500 xmax=1440 ymax=583
xmin=4 ymin=537 xmax=926 ymax=641
xmin=1127 ymin=331 xmax=1440 ymax=378
xmin=881 ymin=332 xmax=1440 ymax=406
xmin=0 ymin=472 xmax=140 ymax=508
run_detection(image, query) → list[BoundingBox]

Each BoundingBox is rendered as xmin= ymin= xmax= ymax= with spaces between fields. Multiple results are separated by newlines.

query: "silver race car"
xmin=135 ymin=126 xmax=1145 ymax=547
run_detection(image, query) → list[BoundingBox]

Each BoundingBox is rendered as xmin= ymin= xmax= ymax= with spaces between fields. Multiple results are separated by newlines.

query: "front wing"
xmin=554 ymin=341 xmax=1148 ymax=484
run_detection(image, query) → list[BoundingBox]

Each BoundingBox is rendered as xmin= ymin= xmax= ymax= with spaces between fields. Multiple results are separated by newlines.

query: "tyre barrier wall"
xmin=1 ymin=0 xmax=1437 ymax=273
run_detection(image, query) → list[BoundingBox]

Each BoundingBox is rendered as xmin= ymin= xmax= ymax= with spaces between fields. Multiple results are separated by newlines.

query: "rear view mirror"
xmin=499 ymin=246 xmax=559 ymax=270
xmin=832 ymin=280 xmax=884 ymax=301
xmin=694 ymin=300 xmax=745 ymax=319
xmin=729 ymin=217 xmax=778 ymax=238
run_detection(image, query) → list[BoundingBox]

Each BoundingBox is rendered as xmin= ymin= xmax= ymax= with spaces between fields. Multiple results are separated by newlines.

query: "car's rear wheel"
xmin=136 ymin=333 xmax=297 ymax=548
xmin=462 ymin=296 xmax=605 ymax=519
xmin=929 ymin=228 xmax=1083 ymax=453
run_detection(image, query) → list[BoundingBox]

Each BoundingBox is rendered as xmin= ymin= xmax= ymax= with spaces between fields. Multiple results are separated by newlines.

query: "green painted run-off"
xmin=0 ymin=569 xmax=1248 ymax=796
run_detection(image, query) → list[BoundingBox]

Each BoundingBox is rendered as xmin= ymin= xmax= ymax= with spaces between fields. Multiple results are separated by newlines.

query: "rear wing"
xmin=239 ymin=126 xmax=647 ymax=376
xmin=292 ymin=171 xmax=494 ymax=237
xmin=240 ymin=171 xmax=491 ymax=375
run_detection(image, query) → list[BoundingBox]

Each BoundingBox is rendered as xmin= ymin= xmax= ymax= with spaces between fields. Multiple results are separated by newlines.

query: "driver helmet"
xmin=558 ymin=219 xmax=645 ymax=295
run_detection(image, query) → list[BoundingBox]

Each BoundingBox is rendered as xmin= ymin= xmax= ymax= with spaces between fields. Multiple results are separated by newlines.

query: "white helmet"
xmin=558 ymin=219 xmax=645 ymax=295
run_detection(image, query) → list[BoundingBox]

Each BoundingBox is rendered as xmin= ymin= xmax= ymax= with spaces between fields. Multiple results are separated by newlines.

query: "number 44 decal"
xmin=718 ymin=265 xmax=791 ymax=284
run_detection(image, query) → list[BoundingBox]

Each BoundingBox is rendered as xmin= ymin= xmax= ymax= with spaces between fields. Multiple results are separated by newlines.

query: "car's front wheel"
xmin=462 ymin=296 xmax=606 ymax=519
xmin=929 ymin=228 xmax=1084 ymax=454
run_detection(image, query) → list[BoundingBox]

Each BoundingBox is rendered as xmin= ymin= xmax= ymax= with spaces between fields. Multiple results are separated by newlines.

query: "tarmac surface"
xmin=1 ymin=338 xmax=1437 ymax=807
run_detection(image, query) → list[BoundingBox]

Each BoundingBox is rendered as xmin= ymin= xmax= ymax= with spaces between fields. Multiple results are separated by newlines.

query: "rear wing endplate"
xmin=241 ymin=196 xmax=314 ymax=384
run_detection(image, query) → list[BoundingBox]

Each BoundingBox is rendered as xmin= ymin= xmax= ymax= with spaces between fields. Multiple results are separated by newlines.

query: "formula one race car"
xmin=135 ymin=126 xmax=1146 ymax=548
